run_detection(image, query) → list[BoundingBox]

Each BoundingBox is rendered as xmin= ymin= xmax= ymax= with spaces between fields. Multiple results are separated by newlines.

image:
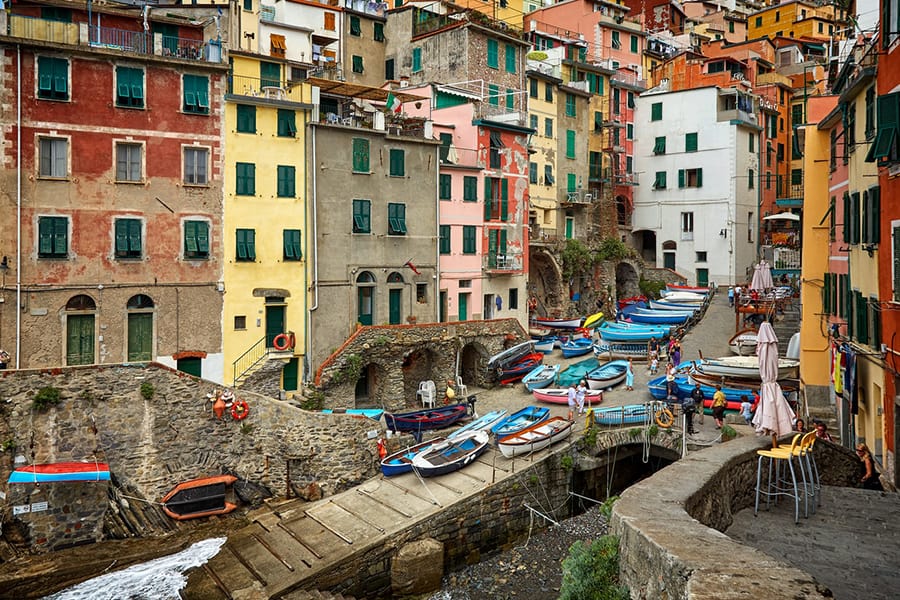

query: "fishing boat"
xmin=409 ymin=430 xmax=491 ymax=477
xmin=628 ymin=311 xmax=691 ymax=325
xmin=666 ymin=283 xmax=711 ymax=294
xmin=556 ymin=356 xmax=599 ymax=387
xmin=533 ymin=338 xmax=556 ymax=353
xmin=448 ymin=410 xmax=508 ymax=439
xmin=380 ymin=438 xmax=444 ymax=477
xmin=659 ymin=291 xmax=708 ymax=304
xmin=8 ymin=461 xmax=111 ymax=484
xmin=521 ymin=364 xmax=561 ymax=391
xmin=728 ymin=328 xmax=759 ymax=356
xmin=320 ymin=408 xmax=385 ymax=421
xmin=631 ymin=307 xmax=695 ymax=319
xmin=529 ymin=325 xmax=554 ymax=338
xmin=598 ymin=326 xmax=669 ymax=343
xmin=384 ymin=403 xmax=469 ymax=433
xmin=696 ymin=355 xmax=799 ymax=380
xmin=617 ymin=295 xmax=647 ymax=309
xmin=590 ymin=404 xmax=653 ymax=426
xmin=490 ymin=406 xmax=550 ymax=437
xmin=592 ymin=342 xmax=662 ymax=361
xmin=649 ymin=299 xmax=701 ymax=312
xmin=649 ymin=374 xmax=761 ymax=405
xmin=497 ymin=417 xmax=574 ymax=458
xmin=487 ymin=341 xmax=534 ymax=370
xmin=532 ymin=387 xmax=604 ymax=405
xmin=498 ymin=352 xmax=544 ymax=383
xmin=531 ymin=316 xmax=583 ymax=329
xmin=560 ymin=337 xmax=594 ymax=358
xmin=582 ymin=311 xmax=604 ymax=329
xmin=160 ymin=474 xmax=238 ymax=520
xmin=585 ymin=359 xmax=630 ymax=390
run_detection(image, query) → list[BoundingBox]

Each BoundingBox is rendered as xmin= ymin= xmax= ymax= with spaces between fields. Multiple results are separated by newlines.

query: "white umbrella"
xmin=762 ymin=211 xmax=800 ymax=222
xmin=750 ymin=260 xmax=774 ymax=291
xmin=751 ymin=322 xmax=795 ymax=442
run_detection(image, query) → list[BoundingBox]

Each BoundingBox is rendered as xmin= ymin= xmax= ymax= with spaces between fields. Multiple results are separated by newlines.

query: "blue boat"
xmin=648 ymin=374 xmax=750 ymax=405
xmin=556 ymin=357 xmax=599 ymax=387
xmin=628 ymin=311 xmax=691 ymax=325
xmin=490 ymin=406 xmax=550 ymax=437
xmin=522 ymin=364 xmax=561 ymax=391
xmin=380 ymin=438 xmax=444 ymax=477
xmin=448 ymin=410 xmax=508 ymax=439
xmin=590 ymin=404 xmax=653 ymax=426
xmin=533 ymin=338 xmax=556 ymax=353
xmin=321 ymin=408 xmax=385 ymax=421
xmin=598 ymin=329 xmax=662 ymax=343
xmin=410 ymin=431 xmax=491 ymax=477
xmin=561 ymin=337 xmax=594 ymax=358
xmin=649 ymin=299 xmax=701 ymax=312
xmin=8 ymin=462 xmax=111 ymax=484
xmin=585 ymin=359 xmax=630 ymax=390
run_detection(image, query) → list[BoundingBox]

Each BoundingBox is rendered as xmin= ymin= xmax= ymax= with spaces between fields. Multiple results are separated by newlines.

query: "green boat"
xmin=555 ymin=357 xmax=599 ymax=387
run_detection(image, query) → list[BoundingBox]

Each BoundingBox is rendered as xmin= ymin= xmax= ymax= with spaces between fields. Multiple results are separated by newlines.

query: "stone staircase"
xmin=235 ymin=351 xmax=293 ymax=399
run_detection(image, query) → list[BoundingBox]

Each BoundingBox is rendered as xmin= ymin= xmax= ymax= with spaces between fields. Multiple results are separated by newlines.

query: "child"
xmin=740 ymin=395 xmax=753 ymax=426
xmin=649 ymin=355 xmax=659 ymax=375
xmin=625 ymin=359 xmax=634 ymax=391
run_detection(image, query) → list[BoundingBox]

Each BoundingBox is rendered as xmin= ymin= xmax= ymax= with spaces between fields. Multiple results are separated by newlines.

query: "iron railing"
xmin=232 ymin=336 xmax=268 ymax=385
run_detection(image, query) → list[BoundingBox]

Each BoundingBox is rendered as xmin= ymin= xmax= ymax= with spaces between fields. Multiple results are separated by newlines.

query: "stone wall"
xmin=0 ymin=363 xmax=380 ymax=552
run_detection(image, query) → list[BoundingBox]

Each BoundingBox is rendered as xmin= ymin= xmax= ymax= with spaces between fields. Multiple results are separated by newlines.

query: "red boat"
xmin=666 ymin=283 xmax=711 ymax=294
xmin=499 ymin=352 xmax=544 ymax=384
xmin=7 ymin=461 xmax=110 ymax=484
xmin=161 ymin=474 xmax=238 ymax=521
xmin=617 ymin=295 xmax=647 ymax=309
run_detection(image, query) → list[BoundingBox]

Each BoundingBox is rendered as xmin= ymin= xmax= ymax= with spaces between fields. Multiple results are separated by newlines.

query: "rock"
xmin=392 ymin=538 xmax=444 ymax=595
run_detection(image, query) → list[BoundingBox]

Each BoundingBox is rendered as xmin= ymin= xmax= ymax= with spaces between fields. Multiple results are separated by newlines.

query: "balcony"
xmin=227 ymin=74 xmax=307 ymax=104
xmin=483 ymin=250 xmax=523 ymax=272
xmin=775 ymin=174 xmax=803 ymax=207
xmin=562 ymin=189 xmax=598 ymax=204
xmin=6 ymin=15 xmax=223 ymax=63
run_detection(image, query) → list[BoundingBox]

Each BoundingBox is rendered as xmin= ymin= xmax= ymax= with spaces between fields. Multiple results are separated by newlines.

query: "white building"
xmin=632 ymin=85 xmax=759 ymax=286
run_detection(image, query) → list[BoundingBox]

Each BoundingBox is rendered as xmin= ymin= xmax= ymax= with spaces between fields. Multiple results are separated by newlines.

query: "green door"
xmin=439 ymin=291 xmax=447 ymax=322
xmin=663 ymin=252 xmax=676 ymax=270
xmin=458 ymin=292 xmax=468 ymax=321
xmin=265 ymin=305 xmax=285 ymax=347
xmin=565 ymin=217 xmax=574 ymax=239
xmin=283 ymin=357 xmax=299 ymax=391
xmin=152 ymin=23 xmax=179 ymax=55
xmin=260 ymin=61 xmax=281 ymax=88
xmin=389 ymin=289 xmax=402 ymax=324
xmin=66 ymin=314 xmax=95 ymax=365
xmin=358 ymin=287 xmax=373 ymax=325
xmin=696 ymin=268 xmax=709 ymax=287
xmin=127 ymin=313 xmax=153 ymax=361
xmin=487 ymin=230 xmax=498 ymax=268
xmin=177 ymin=357 xmax=202 ymax=377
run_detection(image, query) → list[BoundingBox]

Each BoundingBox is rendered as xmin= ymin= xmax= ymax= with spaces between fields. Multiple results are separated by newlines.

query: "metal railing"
xmin=233 ymin=336 xmax=268 ymax=385
xmin=483 ymin=252 xmax=523 ymax=271
xmin=227 ymin=74 xmax=306 ymax=103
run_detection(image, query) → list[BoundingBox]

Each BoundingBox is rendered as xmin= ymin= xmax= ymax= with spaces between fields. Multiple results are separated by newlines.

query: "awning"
xmin=763 ymin=211 xmax=800 ymax=221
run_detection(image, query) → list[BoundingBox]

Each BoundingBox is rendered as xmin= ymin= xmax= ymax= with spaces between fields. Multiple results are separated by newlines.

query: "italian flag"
xmin=386 ymin=92 xmax=402 ymax=114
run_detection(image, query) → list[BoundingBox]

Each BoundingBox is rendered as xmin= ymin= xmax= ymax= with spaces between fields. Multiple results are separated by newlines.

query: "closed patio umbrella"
xmin=751 ymin=322 xmax=795 ymax=443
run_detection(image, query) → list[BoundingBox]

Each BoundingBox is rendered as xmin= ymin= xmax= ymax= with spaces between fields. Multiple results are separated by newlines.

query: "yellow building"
xmin=526 ymin=59 xmax=561 ymax=238
xmin=747 ymin=0 xmax=846 ymax=41
xmin=224 ymin=54 xmax=312 ymax=391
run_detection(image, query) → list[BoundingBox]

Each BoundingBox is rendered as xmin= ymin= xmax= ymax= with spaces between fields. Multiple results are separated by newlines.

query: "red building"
xmin=0 ymin=2 xmax=227 ymax=378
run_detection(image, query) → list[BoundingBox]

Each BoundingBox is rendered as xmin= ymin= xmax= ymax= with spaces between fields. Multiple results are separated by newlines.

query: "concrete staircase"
xmin=235 ymin=351 xmax=293 ymax=399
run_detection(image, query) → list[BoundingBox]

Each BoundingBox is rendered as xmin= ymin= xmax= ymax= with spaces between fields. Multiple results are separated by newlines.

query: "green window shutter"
xmin=389 ymin=149 xmax=404 ymax=176
xmin=352 ymin=55 xmax=364 ymax=73
xmin=842 ymin=191 xmax=851 ymax=243
xmin=487 ymin=229 xmax=498 ymax=267
xmin=277 ymin=165 xmax=296 ymax=197
xmin=488 ymin=84 xmax=499 ymax=106
xmin=463 ymin=226 xmax=476 ymax=254
xmin=566 ymin=93 xmax=576 ymax=117
xmin=183 ymin=75 xmax=209 ymax=114
xmin=851 ymin=192 xmax=860 ymax=244
xmin=630 ymin=34 xmax=638 ymax=53
xmin=822 ymin=273 xmax=831 ymax=314
xmin=184 ymin=220 xmax=209 ymax=258
xmin=868 ymin=92 xmax=899 ymax=162
xmin=696 ymin=168 xmax=703 ymax=187
xmin=500 ymin=178 xmax=508 ymax=221
xmin=283 ymin=229 xmax=302 ymax=260
xmin=439 ymin=225 xmax=451 ymax=254
xmin=653 ymin=136 xmax=666 ymax=154
xmin=278 ymin=109 xmax=296 ymax=137
xmin=544 ymin=165 xmax=554 ymax=185
xmin=236 ymin=162 xmax=256 ymax=195
xmin=868 ymin=186 xmax=881 ymax=244
xmin=487 ymin=39 xmax=499 ymax=68
xmin=353 ymin=199 xmax=371 ymax=233
xmin=685 ymin=132 xmax=697 ymax=152
xmin=530 ymin=162 xmax=538 ymax=184
xmin=352 ymin=138 xmax=370 ymax=172
xmin=871 ymin=295 xmax=881 ymax=345
xmin=654 ymin=171 xmax=666 ymax=189
xmin=350 ymin=15 xmax=361 ymax=35
xmin=544 ymin=118 xmax=552 ymax=137
xmin=678 ymin=169 xmax=685 ymax=188
xmin=506 ymin=89 xmax=514 ymax=109
xmin=236 ymin=105 xmax=256 ymax=133
xmin=439 ymin=174 xmax=451 ymax=199
xmin=484 ymin=178 xmax=493 ymax=220
xmin=861 ymin=190 xmax=870 ymax=243
xmin=566 ymin=130 xmax=576 ymax=158
xmin=567 ymin=173 xmax=576 ymax=193
xmin=651 ymin=102 xmax=662 ymax=121
xmin=530 ymin=113 xmax=538 ymax=130
xmin=236 ymin=229 xmax=256 ymax=261
xmin=505 ymin=43 xmax=516 ymax=73
xmin=116 ymin=67 xmax=143 ymax=107
xmin=545 ymin=82 xmax=553 ymax=102
xmin=260 ymin=61 xmax=280 ymax=87
xmin=40 ymin=217 xmax=67 ymax=256
xmin=412 ymin=48 xmax=422 ymax=72
xmin=38 ymin=57 xmax=68 ymax=100
xmin=594 ymin=111 xmax=603 ymax=131
xmin=611 ymin=31 xmax=620 ymax=48
xmin=115 ymin=219 xmax=142 ymax=257
xmin=895 ymin=226 xmax=900 ymax=300
xmin=374 ymin=22 xmax=385 ymax=42
xmin=463 ymin=176 xmax=477 ymax=201
xmin=388 ymin=203 xmax=407 ymax=235
xmin=499 ymin=229 xmax=507 ymax=254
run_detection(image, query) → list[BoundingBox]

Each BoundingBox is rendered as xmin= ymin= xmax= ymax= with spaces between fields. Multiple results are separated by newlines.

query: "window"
xmin=39 ymin=137 xmax=67 ymax=178
xmin=544 ymin=118 xmax=553 ymax=138
xmin=509 ymin=287 xmax=518 ymax=309
xmin=484 ymin=177 xmax=508 ymax=221
xmin=861 ymin=186 xmax=881 ymax=244
xmin=488 ymin=84 xmax=499 ymax=106
xmin=114 ymin=218 xmax=142 ymax=259
xmin=755 ymin=16 xmax=762 ymax=27
xmin=653 ymin=171 xmax=666 ymax=189
xmin=708 ymin=61 xmax=725 ymax=74
xmin=651 ymin=102 xmax=663 ymax=121
xmin=544 ymin=165 xmax=554 ymax=185
xmin=388 ymin=203 xmax=407 ymax=235
xmin=626 ymin=156 xmax=633 ymax=173
xmin=116 ymin=143 xmax=142 ymax=182
xmin=115 ymin=66 xmax=144 ymax=108
xmin=749 ymin=133 xmax=755 ymax=152
xmin=565 ymin=93 xmax=576 ymax=117
xmin=775 ymin=10 xmax=780 ymax=21
xmin=236 ymin=162 xmax=256 ymax=195
xmin=505 ymin=43 xmax=516 ymax=73
xmin=183 ymin=147 xmax=208 ymax=185
xmin=653 ymin=136 xmax=666 ymax=155
xmin=385 ymin=58 xmax=395 ymax=80
xmin=234 ymin=316 xmax=247 ymax=330
xmin=530 ymin=162 xmax=538 ymax=184
xmin=183 ymin=74 xmax=209 ymax=114
xmin=696 ymin=251 xmax=707 ymax=262
xmin=236 ymin=229 xmax=256 ymax=261
xmin=545 ymin=82 xmax=553 ymax=102
xmin=236 ymin=104 xmax=256 ymax=133
xmin=277 ymin=165 xmax=296 ymax=197
xmin=352 ymin=138 xmax=370 ymax=172
xmin=865 ymin=87 xmax=875 ymax=139
xmin=506 ymin=89 xmax=514 ymax=110
xmin=685 ymin=132 xmax=698 ymax=152
xmin=611 ymin=31 xmax=621 ymax=49
xmin=677 ymin=168 xmax=702 ymax=188
xmin=463 ymin=176 xmax=477 ymax=201
xmin=462 ymin=226 xmax=476 ymax=254
xmin=349 ymin=15 xmax=361 ymax=36
xmin=529 ymin=79 xmax=538 ymax=98
xmin=530 ymin=114 xmax=538 ymax=130
xmin=243 ymin=0 xmax=252 ymax=10
xmin=867 ymin=92 xmax=899 ymax=164
xmin=184 ymin=220 xmax=209 ymax=259
xmin=566 ymin=130 xmax=576 ymax=158
xmin=567 ymin=173 xmax=577 ymax=192
xmin=38 ymin=216 xmax=68 ymax=258
xmin=389 ymin=149 xmax=405 ymax=176
xmin=630 ymin=34 xmax=638 ymax=53
xmin=352 ymin=55 xmax=364 ymax=73
xmin=680 ymin=212 xmax=694 ymax=240
xmin=791 ymin=103 xmax=803 ymax=127
xmin=37 ymin=57 xmax=68 ymax=100
xmin=374 ymin=22 xmax=385 ymax=42
xmin=324 ymin=12 xmax=335 ymax=31
xmin=352 ymin=199 xmax=371 ymax=233
xmin=894 ymin=223 xmax=900 ymax=301
xmin=628 ymin=92 xmax=635 ymax=108
xmin=417 ymin=283 xmax=427 ymax=303
xmin=439 ymin=173 xmax=451 ymax=199
xmin=594 ymin=111 xmax=603 ymax=131
xmin=283 ymin=229 xmax=302 ymax=260
xmin=439 ymin=225 xmax=451 ymax=254
xmin=748 ymin=169 xmax=755 ymax=189
xmin=412 ymin=48 xmax=422 ymax=72
xmin=791 ymin=168 xmax=802 ymax=186
xmin=748 ymin=211 xmax=754 ymax=243
xmin=270 ymin=34 xmax=286 ymax=59
xmin=487 ymin=39 xmax=499 ymax=69
xmin=277 ymin=109 xmax=296 ymax=137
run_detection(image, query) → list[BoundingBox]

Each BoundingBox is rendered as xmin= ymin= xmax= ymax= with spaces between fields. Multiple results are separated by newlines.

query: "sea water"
xmin=43 ymin=537 xmax=226 ymax=600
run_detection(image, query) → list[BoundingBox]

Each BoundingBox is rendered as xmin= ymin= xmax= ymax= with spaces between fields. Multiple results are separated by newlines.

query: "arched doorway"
xmin=387 ymin=271 xmax=404 ymax=325
xmin=401 ymin=347 xmax=437 ymax=404
xmin=527 ymin=249 xmax=563 ymax=316
xmin=614 ymin=262 xmax=640 ymax=301
xmin=662 ymin=240 xmax=677 ymax=270
xmin=65 ymin=294 xmax=96 ymax=365
xmin=354 ymin=361 xmax=386 ymax=407
xmin=126 ymin=294 xmax=154 ymax=361
xmin=459 ymin=342 xmax=488 ymax=387
xmin=356 ymin=271 xmax=375 ymax=325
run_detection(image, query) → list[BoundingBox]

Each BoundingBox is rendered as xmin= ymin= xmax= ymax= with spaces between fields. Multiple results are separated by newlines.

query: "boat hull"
xmin=384 ymin=403 xmax=469 ymax=432
xmin=697 ymin=356 xmax=799 ymax=380
xmin=8 ymin=461 xmax=111 ymax=484
xmin=585 ymin=359 xmax=629 ymax=390
xmin=556 ymin=357 xmax=600 ymax=387
xmin=410 ymin=431 xmax=490 ymax=477
xmin=533 ymin=339 xmax=556 ymax=353
xmin=532 ymin=388 xmax=604 ymax=404
xmin=591 ymin=404 xmax=652 ymax=426
xmin=628 ymin=312 xmax=691 ymax=325
xmin=490 ymin=406 xmax=551 ymax=437
xmin=448 ymin=410 xmax=508 ymax=440
xmin=522 ymin=364 xmax=561 ymax=391
xmin=161 ymin=474 xmax=238 ymax=520
xmin=560 ymin=338 xmax=594 ymax=358
xmin=380 ymin=438 xmax=442 ymax=477
xmin=532 ymin=317 xmax=583 ymax=329
xmin=498 ymin=417 xmax=574 ymax=458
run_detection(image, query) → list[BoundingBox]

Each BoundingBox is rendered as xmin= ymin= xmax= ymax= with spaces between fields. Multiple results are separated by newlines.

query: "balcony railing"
xmin=563 ymin=189 xmax=598 ymax=204
xmin=227 ymin=74 xmax=306 ymax=103
xmin=6 ymin=15 xmax=222 ymax=63
xmin=775 ymin=174 xmax=803 ymax=200
xmin=413 ymin=9 xmax=524 ymax=39
xmin=483 ymin=251 xmax=523 ymax=272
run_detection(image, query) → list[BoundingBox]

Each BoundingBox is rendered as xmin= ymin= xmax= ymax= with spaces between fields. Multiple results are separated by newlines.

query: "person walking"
xmin=672 ymin=340 xmax=682 ymax=368
xmin=739 ymin=395 xmax=753 ymax=426
xmin=575 ymin=380 xmax=587 ymax=414
xmin=691 ymin=383 xmax=705 ymax=425
xmin=566 ymin=383 xmax=577 ymax=421
xmin=624 ymin=359 xmax=634 ymax=391
xmin=712 ymin=384 xmax=727 ymax=429
xmin=856 ymin=444 xmax=883 ymax=490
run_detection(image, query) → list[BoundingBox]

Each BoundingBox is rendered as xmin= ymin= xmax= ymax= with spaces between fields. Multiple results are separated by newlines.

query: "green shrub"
xmin=300 ymin=391 xmax=325 ymax=411
xmin=561 ymin=454 xmax=574 ymax=471
xmin=1 ymin=438 xmax=16 ymax=452
xmin=562 ymin=239 xmax=594 ymax=279
xmin=639 ymin=278 xmax=667 ymax=299
xmin=560 ymin=536 xmax=629 ymax=600
xmin=140 ymin=382 xmax=155 ymax=400
xmin=33 ymin=386 xmax=62 ymax=410
xmin=721 ymin=424 xmax=737 ymax=441
xmin=599 ymin=495 xmax=620 ymax=520
xmin=595 ymin=238 xmax=631 ymax=261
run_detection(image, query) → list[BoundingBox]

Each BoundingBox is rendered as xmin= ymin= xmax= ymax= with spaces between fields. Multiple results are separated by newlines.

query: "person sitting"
xmin=740 ymin=395 xmax=753 ymax=426
xmin=856 ymin=444 xmax=883 ymax=490
xmin=813 ymin=420 xmax=833 ymax=442
xmin=794 ymin=418 xmax=806 ymax=433
xmin=444 ymin=380 xmax=456 ymax=404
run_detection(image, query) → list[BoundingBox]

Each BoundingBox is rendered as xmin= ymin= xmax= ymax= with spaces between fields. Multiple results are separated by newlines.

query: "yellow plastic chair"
xmin=755 ymin=433 xmax=804 ymax=524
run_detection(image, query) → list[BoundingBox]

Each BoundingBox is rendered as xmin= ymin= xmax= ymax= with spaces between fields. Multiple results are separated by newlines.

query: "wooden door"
xmin=127 ymin=313 xmax=153 ymax=361
xmin=66 ymin=314 xmax=95 ymax=365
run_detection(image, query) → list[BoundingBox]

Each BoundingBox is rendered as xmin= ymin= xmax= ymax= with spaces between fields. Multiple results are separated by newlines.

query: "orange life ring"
xmin=231 ymin=400 xmax=250 ymax=420
xmin=273 ymin=333 xmax=291 ymax=351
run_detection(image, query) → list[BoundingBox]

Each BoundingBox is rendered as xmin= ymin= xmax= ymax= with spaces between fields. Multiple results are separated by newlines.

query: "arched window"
xmin=126 ymin=295 xmax=154 ymax=361
xmin=66 ymin=294 xmax=96 ymax=311
xmin=357 ymin=271 xmax=376 ymax=326
xmin=65 ymin=295 xmax=96 ymax=365
xmin=127 ymin=294 xmax=154 ymax=309
xmin=387 ymin=271 xmax=404 ymax=284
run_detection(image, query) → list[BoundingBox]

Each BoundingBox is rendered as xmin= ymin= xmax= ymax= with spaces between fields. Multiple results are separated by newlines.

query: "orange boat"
xmin=161 ymin=474 xmax=238 ymax=521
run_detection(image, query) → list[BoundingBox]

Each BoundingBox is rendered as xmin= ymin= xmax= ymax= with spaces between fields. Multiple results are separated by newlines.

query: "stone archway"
xmin=634 ymin=229 xmax=657 ymax=263
xmin=401 ymin=347 xmax=439 ymax=403
xmin=459 ymin=341 xmax=490 ymax=388
xmin=615 ymin=261 xmax=640 ymax=301
xmin=528 ymin=248 xmax=564 ymax=316
xmin=354 ymin=361 xmax=387 ymax=407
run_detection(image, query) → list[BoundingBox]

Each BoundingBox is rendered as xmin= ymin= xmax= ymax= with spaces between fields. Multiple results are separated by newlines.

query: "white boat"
xmin=497 ymin=417 xmax=574 ymax=458
xmin=659 ymin=291 xmax=707 ymax=304
xmin=696 ymin=356 xmax=799 ymax=380
xmin=728 ymin=328 xmax=759 ymax=356
xmin=487 ymin=341 xmax=534 ymax=370
xmin=649 ymin=299 xmax=700 ymax=312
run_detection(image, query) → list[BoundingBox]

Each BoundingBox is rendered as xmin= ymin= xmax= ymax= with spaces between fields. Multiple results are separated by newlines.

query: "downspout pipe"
xmin=16 ymin=45 xmax=22 ymax=369
xmin=307 ymin=89 xmax=320 ymax=381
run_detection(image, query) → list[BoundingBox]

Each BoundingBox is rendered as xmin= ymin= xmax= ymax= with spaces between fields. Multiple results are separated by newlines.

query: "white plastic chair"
xmin=455 ymin=376 xmax=468 ymax=400
xmin=417 ymin=380 xmax=436 ymax=408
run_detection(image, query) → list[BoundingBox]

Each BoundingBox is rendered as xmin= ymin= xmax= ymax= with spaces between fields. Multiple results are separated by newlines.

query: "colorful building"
xmin=746 ymin=0 xmax=846 ymax=42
